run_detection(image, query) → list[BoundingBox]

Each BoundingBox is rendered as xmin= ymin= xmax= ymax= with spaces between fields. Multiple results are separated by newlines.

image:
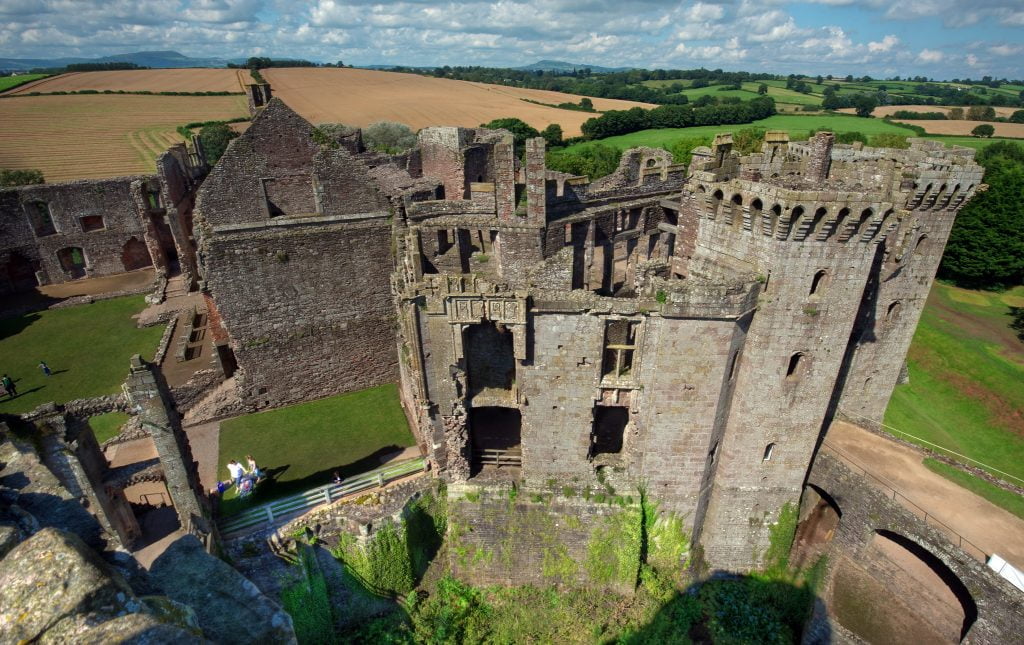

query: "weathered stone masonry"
xmin=190 ymin=98 xmax=981 ymax=579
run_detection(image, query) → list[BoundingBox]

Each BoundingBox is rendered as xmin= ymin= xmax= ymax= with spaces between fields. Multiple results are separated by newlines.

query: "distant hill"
xmin=516 ymin=60 xmax=634 ymax=74
xmin=0 ymin=50 xmax=240 ymax=71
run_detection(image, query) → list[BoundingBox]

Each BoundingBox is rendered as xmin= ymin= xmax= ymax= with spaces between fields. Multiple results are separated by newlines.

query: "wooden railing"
xmin=473 ymin=448 xmax=521 ymax=468
xmin=218 ymin=457 xmax=426 ymax=536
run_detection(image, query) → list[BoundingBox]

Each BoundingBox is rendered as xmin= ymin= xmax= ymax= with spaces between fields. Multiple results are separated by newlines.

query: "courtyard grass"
xmin=216 ymin=384 xmax=417 ymax=516
xmin=88 ymin=411 xmax=130 ymax=444
xmin=0 ymin=296 xmax=164 ymax=415
xmin=922 ymin=458 xmax=1024 ymax=521
xmin=884 ymin=283 xmax=1024 ymax=485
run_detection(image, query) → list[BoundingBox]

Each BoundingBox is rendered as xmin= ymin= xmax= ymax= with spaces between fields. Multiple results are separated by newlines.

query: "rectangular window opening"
xmin=602 ymin=319 xmax=639 ymax=380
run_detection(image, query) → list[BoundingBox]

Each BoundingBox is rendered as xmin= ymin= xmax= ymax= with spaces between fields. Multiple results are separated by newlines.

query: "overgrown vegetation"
xmin=281 ymin=546 xmax=336 ymax=644
xmin=0 ymin=168 xmax=44 ymax=187
xmin=363 ymin=121 xmax=418 ymax=154
xmin=198 ymin=122 xmax=240 ymax=164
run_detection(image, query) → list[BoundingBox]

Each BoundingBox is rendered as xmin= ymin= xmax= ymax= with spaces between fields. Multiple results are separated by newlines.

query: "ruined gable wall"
xmin=202 ymin=217 xmax=396 ymax=408
xmin=195 ymin=100 xmax=320 ymax=228
xmin=1 ymin=177 xmax=153 ymax=286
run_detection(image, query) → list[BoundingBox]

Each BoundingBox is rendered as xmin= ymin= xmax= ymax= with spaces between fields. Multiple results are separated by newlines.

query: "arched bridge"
xmin=797 ymin=447 xmax=1023 ymax=644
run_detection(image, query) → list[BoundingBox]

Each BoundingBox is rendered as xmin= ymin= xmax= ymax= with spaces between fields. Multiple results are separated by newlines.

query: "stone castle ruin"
xmin=0 ymin=94 xmax=990 ymax=586
xmin=191 ymin=99 xmax=982 ymax=572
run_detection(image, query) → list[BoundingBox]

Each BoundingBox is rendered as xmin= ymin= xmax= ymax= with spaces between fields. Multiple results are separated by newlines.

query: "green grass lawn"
xmin=563 ymin=114 xmax=916 ymax=153
xmin=922 ymin=458 xmax=1024 ymax=520
xmin=216 ymin=384 xmax=417 ymax=516
xmin=0 ymin=74 xmax=48 ymax=93
xmin=88 ymin=411 xmax=130 ymax=443
xmin=885 ymin=284 xmax=1024 ymax=484
xmin=0 ymin=296 xmax=164 ymax=415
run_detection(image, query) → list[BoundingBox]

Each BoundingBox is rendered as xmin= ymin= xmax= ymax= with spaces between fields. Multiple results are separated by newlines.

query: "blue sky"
xmin=0 ymin=0 xmax=1021 ymax=78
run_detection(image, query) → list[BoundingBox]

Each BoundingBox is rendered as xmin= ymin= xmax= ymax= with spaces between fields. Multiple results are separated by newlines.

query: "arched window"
xmin=729 ymin=194 xmax=743 ymax=228
xmin=827 ymin=207 xmax=850 ymax=240
xmin=785 ymin=352 xmax=805 ymax=381
xmin=809 ymin=270 xmax=829 ymax=296
xmin=914 ymin=234 xmax=928 ymax=257
xmin=749 ymin=198 xmax=763 ymax=232
xmin=786 ymin=206 xmax=805 ymax=239
xmin=886 ymin=300 xmax=902 ymax=322
xmin=768 ymin=204 xmax=781 ymax=237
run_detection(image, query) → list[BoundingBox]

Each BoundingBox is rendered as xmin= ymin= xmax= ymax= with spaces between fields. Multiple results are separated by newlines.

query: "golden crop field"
xmin=263 ymin=67 xmax=655 ymax=137
xmin=0 ymin=94 xmax=248 ymax=182
xmin=6 ymin=68 xmax=248 ymax=94
xmin=838 ymin=105 xmax=1021 ymax=118
xmin=895 ymin=119 xmax=1024 ymax=137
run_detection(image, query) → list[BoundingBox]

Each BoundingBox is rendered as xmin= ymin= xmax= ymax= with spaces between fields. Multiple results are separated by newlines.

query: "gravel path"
xmin=825 ymin=421 xmax=1024 ymax=569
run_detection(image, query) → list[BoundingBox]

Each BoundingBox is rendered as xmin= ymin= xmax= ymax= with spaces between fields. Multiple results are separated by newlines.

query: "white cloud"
xmin=684 ymin=2 xmax=724 ymax=22
xmin=988 ymin=43 xmax=1022 ymax=56
xmin=867 ymin=35 xmax=899 ymax=52
xmin=916 ymin=48 xmax=944 ymax=63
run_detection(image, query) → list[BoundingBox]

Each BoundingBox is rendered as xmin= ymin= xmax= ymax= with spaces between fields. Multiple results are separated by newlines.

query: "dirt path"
xmin=824 ymin=421 xmax=1024 ymax=569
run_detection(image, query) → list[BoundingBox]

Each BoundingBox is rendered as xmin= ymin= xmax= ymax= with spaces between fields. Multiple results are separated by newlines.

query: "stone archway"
xmin=3 ymin=252 xmax=39 ymax=293
xmin=831 ymin=529 xmax=977 ymax=643
xmin=791 ymin=483 xmax=841 ymax=569
xmin=121 ymin=237 xmax=153 ymax=271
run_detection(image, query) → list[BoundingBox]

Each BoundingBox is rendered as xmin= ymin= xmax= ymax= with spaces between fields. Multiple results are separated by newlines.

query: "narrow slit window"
xmin=728 ymin=351 xmax=739 ymax=381
xmin=809 ymin=270 xmax=828 ymax=296
xmin=786 ymin=353 xmax=804 ymax=380
xmin=763 ymin=443 xmax=775 ymax=461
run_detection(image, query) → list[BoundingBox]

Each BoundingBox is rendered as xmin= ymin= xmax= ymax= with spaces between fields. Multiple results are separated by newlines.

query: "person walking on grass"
xmin=38 ymin=361 xmax=51 ymax=377
xmin=1 ymin=374 xmax=15 ymax=399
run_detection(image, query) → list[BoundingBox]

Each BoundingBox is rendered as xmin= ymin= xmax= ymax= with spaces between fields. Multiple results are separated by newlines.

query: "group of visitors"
xmin=0 ymin=362 xmax=52 ymax=399
xmin=222 ymin=455 xmax=263 ymax=497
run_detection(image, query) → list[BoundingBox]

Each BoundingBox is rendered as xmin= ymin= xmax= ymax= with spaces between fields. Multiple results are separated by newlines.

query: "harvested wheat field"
xmin=0 ymin=94 xmax=248 ymax=181
xmin=263 ymin=68 xmax=655 ymax=137
xmin=838 ymin=105 xmax=1021 ymax=119
xmin=895 ymin=120 xmax=1024 ymax=137
xmin=6 ymin=68 xmax=248 ymax=94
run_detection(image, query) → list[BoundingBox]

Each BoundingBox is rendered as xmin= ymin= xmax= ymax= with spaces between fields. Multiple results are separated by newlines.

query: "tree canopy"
xmin=363 ymin=121 xmax=418 ymax=153
xmin=971 ymin=124 xmax=996 ymax=137
xmin=198 ymin=123 xmax=239 ymax=164
xmin=939 ymin=142 xmax=1024 ymax=288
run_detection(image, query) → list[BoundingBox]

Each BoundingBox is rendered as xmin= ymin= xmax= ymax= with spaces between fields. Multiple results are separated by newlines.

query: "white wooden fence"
xmin=218 ymin=457 xmax=426 ymax=536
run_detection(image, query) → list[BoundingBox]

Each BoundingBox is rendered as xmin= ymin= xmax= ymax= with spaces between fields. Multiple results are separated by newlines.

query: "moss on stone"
xmin=586 ymin=506 xmax=642 ymax=588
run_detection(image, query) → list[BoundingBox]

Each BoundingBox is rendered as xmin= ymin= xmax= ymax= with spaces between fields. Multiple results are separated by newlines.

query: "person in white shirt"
xmin=227 ymin=460 xmax=244 ymax=486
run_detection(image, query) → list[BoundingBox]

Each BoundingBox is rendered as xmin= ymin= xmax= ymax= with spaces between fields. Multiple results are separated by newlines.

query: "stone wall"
xmin=0 ymin=176 xmax=155 ymax=292
xmin=201 ymin=217 xmax=396 ymax=408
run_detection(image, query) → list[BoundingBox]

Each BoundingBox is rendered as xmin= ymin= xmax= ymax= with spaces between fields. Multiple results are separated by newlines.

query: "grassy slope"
xmin=0 ymin=296 xmax=164 ymax=414
xmin=217 ymin=384 xmax=416 ymax=515
xmin=885 ymin=284 xmax=1024 ymax=483
xmin=922 ymin=458 xmax=1024 ymax=520
xmin=0 ymin=74 xmax=48 ymax=93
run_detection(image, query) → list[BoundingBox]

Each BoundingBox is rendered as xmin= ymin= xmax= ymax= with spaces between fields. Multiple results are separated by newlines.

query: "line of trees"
xmin=580 ymin=97 xmax=776 ymax=139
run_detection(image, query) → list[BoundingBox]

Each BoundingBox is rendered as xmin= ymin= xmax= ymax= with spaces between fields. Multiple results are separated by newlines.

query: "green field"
xmin=923 ymin=458 xmax=1024 ymax=520
xmin=561 ymin=114 xmax=1019 ymax=155
xmin=0 ymin=74 xmax=48 ymax=93
xmin=562 ymin=114 xmax=917 ymax=153
xmin=885 ymin=283 xmax=1024 ymax=485
xmin=0 ymin=296 xmax=165 ymax=415
xmin=217 ymin=384 xmax=417 ymax=515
